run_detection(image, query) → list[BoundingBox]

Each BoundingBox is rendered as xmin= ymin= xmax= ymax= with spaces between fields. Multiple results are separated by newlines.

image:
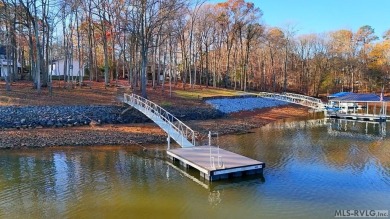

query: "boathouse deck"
xmin=167 ymin=146 xmax=264 ymax=181
xmin=326 ymin=92 xmax=389 ymax=122
xmin=327 ymin=112 xmax=390 ymax=122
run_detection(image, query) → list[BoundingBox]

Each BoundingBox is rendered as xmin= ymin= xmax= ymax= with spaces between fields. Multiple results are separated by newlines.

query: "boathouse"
xmin=326 ymin=92 xmax=389 ymax=121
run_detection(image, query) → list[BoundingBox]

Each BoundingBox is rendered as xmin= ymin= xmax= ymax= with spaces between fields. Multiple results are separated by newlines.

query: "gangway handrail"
xmin=255 ymin=91 xmax=325 ymax=110
xmin=124 ymin=93 xmax=196 ymax=147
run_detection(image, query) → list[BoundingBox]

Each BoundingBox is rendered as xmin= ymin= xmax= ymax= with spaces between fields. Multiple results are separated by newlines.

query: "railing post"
xmin=124 ymin=93 xmax=197 ymax=148
xmin=167 ymin=135 xmax=171 ymax=150
xmin=192 ymin=132 xmax=195 ymax=146
xmin=208 ymin=131 xmax=211 ymax=146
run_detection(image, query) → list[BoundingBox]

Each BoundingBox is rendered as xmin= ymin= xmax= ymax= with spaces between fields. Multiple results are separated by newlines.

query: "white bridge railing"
xmin=256 ymin=92 xmax=325 ymax=110
xmin=124 ymin=93 xmax=195 ymax=148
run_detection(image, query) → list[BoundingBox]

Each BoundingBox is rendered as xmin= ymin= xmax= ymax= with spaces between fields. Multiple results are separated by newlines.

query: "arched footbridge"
xmin=124 ymin=93 xmax=196 ymax=148
xmin=242 ymin=92 xmax=325 ymax=111
xmin=123 ymin=92 xmax=325 ymax=148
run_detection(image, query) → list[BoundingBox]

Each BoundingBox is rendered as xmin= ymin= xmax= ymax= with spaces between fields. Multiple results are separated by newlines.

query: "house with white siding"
xmin=0 ymin=46 xmax=21 ymax=78
xmin=50 ymin=58 xmax=85 ymax=77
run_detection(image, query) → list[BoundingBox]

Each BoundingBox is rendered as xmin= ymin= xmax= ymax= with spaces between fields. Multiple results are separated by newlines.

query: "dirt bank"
xmin=188 ymin=105 xmax=310 ymax=136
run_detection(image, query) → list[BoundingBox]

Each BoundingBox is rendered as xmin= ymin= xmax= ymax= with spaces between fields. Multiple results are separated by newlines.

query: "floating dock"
xmin=327 ymin=113 xmax=389 ymax=122
xmin=123 ymin=94 xmax=265 ymax=183
xmin=167 ymin=146 xmax=265 ymax=181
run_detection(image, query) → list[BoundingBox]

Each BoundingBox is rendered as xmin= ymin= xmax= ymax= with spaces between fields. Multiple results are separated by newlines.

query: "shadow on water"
xmin=165 ymin=159 xmax=266 ymax=191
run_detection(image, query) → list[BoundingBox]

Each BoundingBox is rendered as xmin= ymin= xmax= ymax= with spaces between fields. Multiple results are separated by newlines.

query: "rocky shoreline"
xmin=0 ymin=125 xmax=167 ymax=149
xmin=0 ymin=105 xmax=224 ymax=129
xmin=0 ymin=97 xmax=309 ymax=149
xmin=205 ymin=97 xmax=290 ymax=113
xmin=0 ymin=104 xmax=225 ymax=148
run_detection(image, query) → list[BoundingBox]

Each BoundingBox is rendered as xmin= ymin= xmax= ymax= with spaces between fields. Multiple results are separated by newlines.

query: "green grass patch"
xmin=160 ymin=101 xmax=172 ymax=108
xmin=0 ymin=96 xmax=11 ymax=103
xmin=174 ymin=88 xmax=241 ymax=99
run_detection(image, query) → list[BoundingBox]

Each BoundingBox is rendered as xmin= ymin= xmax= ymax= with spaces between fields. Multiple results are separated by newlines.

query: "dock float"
xmin=167 ymin=146 xmax=265 ymax=181
xmin=123 ymin=94 xmax=265 ymax=182
xmin=327 ymin=113 xmax=389 ymax=122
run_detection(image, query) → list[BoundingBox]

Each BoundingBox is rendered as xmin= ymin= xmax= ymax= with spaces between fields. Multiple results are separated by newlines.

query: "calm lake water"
xmin=0 ymin=118 xmax=389 ymax=219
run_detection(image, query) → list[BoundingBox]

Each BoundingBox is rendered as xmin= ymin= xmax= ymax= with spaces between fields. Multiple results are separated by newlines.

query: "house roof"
xmin=330 ymin=93 xmax=390 ymax=102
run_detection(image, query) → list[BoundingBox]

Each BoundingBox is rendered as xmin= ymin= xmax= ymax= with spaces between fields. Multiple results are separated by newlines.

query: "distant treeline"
xmin=0 ymin=0 xmax=389 ymax=96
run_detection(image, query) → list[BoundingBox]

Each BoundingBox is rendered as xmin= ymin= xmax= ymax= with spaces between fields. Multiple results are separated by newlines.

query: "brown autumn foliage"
xmin=1 ymin=0 xmax=389 ymax=99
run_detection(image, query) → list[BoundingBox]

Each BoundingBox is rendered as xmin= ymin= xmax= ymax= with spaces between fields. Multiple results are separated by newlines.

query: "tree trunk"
xmin=283 ymin=43 xmax=288 ymax=92
xmin=33 ymin=0 xmax=41 ymax=92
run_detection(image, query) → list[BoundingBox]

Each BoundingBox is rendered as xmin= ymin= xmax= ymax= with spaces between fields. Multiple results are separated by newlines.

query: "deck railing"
xmin=124 ymin=93 xmax=196 ymax=147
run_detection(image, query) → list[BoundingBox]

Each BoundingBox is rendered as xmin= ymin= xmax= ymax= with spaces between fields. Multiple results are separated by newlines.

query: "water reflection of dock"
xmin=165 ymin=161 xmax=265 ymax=191
xmin=263 ymin=119 xmax=328 ymax=130
xmin=263 ymin=118 xmax=387 ymax=139
xmin=327 ymin=119 xmax=387 ymax=138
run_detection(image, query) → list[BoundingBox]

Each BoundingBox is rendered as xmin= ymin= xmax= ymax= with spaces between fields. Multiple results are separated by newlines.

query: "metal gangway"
xmin=123 ymin=93 xmax=195 ymax=148
xmin=254 ymin=92 xmax=325 ymax=110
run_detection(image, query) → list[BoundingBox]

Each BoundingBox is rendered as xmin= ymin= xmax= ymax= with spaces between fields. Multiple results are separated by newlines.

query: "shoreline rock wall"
xmin=0 ymin=96 xmax=292 ymax=129
xmin=205 ymin=97 xmax=290 ymax=113
xmin=0 ymin=105 xmax=225 ymax=129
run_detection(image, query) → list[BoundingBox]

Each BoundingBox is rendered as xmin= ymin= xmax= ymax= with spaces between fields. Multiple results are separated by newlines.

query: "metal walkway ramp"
xmin=243 ymin=91 xmax=325 ymax=110
xmin=123 ymin=93 xmax=195 ymax=148
xmin=123 ymin=93 xmax=266 ymax=182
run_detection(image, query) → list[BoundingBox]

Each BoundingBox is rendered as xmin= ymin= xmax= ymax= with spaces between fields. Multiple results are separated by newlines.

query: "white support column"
xmin=209 ymin=131 xmax=212 ymax=168
xmin=208 ymin=131 xmax=211 ymax=146
xmin=167 ymin=135 xmax=171 ymax=150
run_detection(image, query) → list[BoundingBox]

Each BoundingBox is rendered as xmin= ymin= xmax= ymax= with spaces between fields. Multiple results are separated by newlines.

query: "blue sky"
xmin=209 ymin=0 xmax=390 ymax=37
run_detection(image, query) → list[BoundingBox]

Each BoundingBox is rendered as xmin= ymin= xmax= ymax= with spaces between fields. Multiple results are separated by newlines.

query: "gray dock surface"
xmin=167 ymin=146 xmax=264 ymax=181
